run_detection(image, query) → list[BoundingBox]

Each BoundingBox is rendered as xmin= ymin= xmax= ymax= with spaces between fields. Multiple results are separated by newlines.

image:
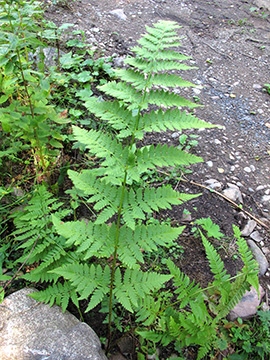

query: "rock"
xmin=250 ymin=165 xmax=256 ymax=172
xmin=247 ymin=240 xmax=269 ymax=275
xmin=192 ymin=88 xmax=201 ymax=95
xmin=244 ymin=166 xmax=251 ymax=173
xmin=113 ymin=56 xmax=126 ymax=68
xmin=0 ymin=288 xmax=107 ymax=360
xmin=254 ymin=0 xmax=270 ymax=11
xmin=206 ymin=160 xmax=213 ymax=167
xmin=241 ymin=220 xmax=257 ymax=236
xmin=204 ymin=179 xmax=223 ymax=190
xmin=250 ymin=231 xmax=264 ymax=242
xmin=262 ymin=247 xmax=270 ymax=256
xmin=223 ymin=186 xmax=243 ymax=203
xmin=256 ymin=185 xmax=266 ymax=191
xmin=110 ymin=9 xmax=127 ymax=21
xmin=171 ymin=132 xmax=180 ymax=138
xmin=262 ymin=195 xmax=270 ymax=204
xmin=12 ymin=187 xmax=24 ymax=197
xmin=229 ymin=285 xmax=265 ymax=321
xmin=79 ymin=217 xmax=90 ymax=225
xmin=217 ymin=167 xmax=224 ymax=173
xmin=214 ymin=139 xmax=221 ymax=145
xmin=253 ymin=84 xmax=262 ymax=89
xmin=181 ymin=212 xmax=192 ymax=222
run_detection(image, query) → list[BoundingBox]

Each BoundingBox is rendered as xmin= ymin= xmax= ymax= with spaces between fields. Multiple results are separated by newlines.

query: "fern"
xmin=15 ymin=21 xmax=226 ymax=353
xmin=13 ymin=186 xmax=73 ymax=286
xmin=135 ymin=224 xmax=259 ymax=360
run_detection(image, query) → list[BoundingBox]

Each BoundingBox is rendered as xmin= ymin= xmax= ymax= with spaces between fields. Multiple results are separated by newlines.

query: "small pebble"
xmin=244 ymin=167 xmax=251 ymax=173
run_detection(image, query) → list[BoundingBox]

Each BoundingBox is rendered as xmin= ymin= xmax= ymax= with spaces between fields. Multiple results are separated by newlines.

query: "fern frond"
xmin=124 ymin=57 xmax=195 ymax=73
xmin=146 ymin=88 xmax=200 ymax=109
xmin=117 ymin=224 xmax=185 ymax=268
xmin=72 ymin=126 xmax=129 ymax=183
xmin=136 ymin=143 xmax=203 ymax=173
xmin=200 ymin=230 xmax=230 ymax=291
xmin=98 ymin=81 xmax=144 ymax=109
xmin=132 ymin=46 xmax=191 ymax=62
xmin=114 ymin=267 xmax=172 ymax=312
xmin=141 ymin=109 xmax=215 ymax=134
xmin=216 ymin=275 xmax=250 ymax=321
xmin=53 ymin=215 xmax=115 ymax=259
xmin=51 ymin=263 xmax=110 ymax=312
xmin=29 ymin=282 xmax=78 ymax=312
xmin=167 ymin=259 xmax=201 ymax=308
xmin=233 ymin=225 xmax=259 ymax=291
xmin=68 ymin=169 xmax=120 ymax=220
xmin=84 ymin=98 xmax=135 ymax=138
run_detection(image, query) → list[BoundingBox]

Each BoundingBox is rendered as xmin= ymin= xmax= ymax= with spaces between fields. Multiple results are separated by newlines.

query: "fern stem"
xmin=106 ymin=170 xmax=128 ymax=353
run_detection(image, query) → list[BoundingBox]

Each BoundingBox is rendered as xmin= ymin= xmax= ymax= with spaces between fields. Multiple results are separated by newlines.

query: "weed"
xmin=263 ymin=83 xmax=270 ymax=95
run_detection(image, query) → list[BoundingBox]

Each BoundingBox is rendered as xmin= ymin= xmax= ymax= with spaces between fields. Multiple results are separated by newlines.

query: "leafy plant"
xmin=135 ymin=225 xmax=259 ymax=359
xmin=225 ymin=310 xmax=270 ymax=359
xmin=0 ymin=0 xmax=69 ymax=179
xmin=264 ymin=83 xmax=270 ymax=95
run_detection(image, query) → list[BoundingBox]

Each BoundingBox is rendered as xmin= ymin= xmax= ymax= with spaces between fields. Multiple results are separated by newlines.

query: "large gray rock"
xmin=0 ymin=288 xmax=107 ymax=360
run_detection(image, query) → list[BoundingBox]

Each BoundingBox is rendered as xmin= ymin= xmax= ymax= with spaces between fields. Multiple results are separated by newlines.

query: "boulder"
xmin=0 ymin=288 xmax=107 ymax=360
xmin=229 ymin=285 xmax=265 ymax=321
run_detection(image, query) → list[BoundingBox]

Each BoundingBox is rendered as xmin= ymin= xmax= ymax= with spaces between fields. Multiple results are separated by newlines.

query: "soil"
xmin=42 ymin=0 xmax=270 ymax=358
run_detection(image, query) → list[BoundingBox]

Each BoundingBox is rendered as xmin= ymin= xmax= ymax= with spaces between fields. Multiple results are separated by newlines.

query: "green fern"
xmin=135 ymin=224 xmax=259 ymax=360
xmin=15 ymin=20 xmax=223 ymax=353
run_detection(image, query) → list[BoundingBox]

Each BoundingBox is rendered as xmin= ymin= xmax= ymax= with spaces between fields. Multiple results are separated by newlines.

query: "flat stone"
xmin=204 ymin=179 xmax=223 ymax=190
xmin=0 ymin=288 xmax=107 ymax=360
xmin=253 ymin=84 xmax=262 ymax=89
xmin=244 ymin=166 xmax=251 ymax=173
xmin=250 ymin=231 xmax=264 ymax=242
xmin=223 ymin=187 xmax=243 ymax=203
xmin=229 ymin=285 xmax=265 ymax=320
xmin=109 ymin=9 xmax=127 ymax=21
xmin=247 ymin=240 xmax=269 ymax=275
xmin=181 ymin=212 xmax=192 ymax=222
xmin=262 ymin=195 xmax=270 ymax=204
xmin=256 ymin=185 xmax=266 ymax=191
xmin=241 ymin=220 xmax=257 ymax=237
xmin=206 ymin=161 xmax=213 ymax=167
xmin=192 ymin=88 xmax=201 ymax=95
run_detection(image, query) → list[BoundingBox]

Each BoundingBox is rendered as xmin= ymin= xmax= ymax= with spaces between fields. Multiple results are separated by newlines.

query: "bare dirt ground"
xmin=44 ymin=0 xmax=270 ymax=356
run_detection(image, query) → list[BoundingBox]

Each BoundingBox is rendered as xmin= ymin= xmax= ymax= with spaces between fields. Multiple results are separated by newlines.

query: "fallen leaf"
xmin=60 ymin=109 xmax=68 ymax=118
